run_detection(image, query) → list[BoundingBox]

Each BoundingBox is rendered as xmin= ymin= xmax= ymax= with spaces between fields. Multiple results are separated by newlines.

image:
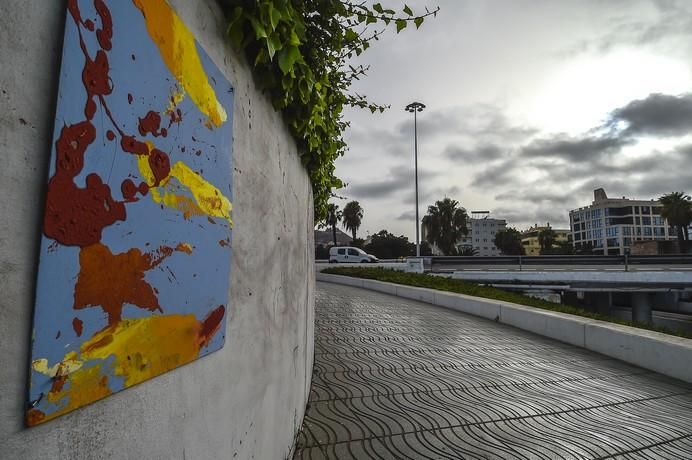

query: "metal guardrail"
xmin=424 ymin=254 xmax=692 ymax=272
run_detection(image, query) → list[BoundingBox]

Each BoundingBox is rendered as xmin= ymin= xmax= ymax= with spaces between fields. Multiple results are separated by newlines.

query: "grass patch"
xmin=322 ymin=267 xmax=692 ymax=339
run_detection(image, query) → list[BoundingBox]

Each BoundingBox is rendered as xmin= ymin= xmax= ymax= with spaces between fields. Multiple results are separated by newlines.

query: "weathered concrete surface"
xmin=0 ymin=1 xmax=314 ymax=458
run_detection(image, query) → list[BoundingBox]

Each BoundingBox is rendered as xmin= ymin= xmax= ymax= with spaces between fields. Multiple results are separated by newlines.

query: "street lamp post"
xmin=405 ymin=102 xmax=426 ymax=257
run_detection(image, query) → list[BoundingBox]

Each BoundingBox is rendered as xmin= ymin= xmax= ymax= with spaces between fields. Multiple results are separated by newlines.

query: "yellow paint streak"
xmin=133 ymin=0 xmax=227 ymax=128
xmin=36 ymin=364 xmax=111 ymax=425
xmin=137 ymin=147 xmax=233 ymax=225
xmin=81 ymin=314 xmax=201 ymax=387
xmin=29 ymin=313 xmax=214 ymax=426
xmin=170 ymin=161 xmax=233 ymax=224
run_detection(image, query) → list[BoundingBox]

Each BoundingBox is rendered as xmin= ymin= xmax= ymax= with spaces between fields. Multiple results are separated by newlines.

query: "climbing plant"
xmin=225 ymin=1 xmax=438 ymax=219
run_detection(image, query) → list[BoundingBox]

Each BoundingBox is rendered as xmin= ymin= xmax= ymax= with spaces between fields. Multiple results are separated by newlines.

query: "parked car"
xmin=329 ymin=246 xmax=379 ymax=263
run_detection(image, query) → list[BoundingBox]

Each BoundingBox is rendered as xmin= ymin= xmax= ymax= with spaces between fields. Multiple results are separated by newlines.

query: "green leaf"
xmin=373 ymin=3 xmax=383 ymax=14
xmin=395 ymin=19 xmax=407 ymax=33
xmin=248 ymin=16 xmax=267 ymax=39
xmin=345 ymin=29 xmax=358 ymax=42
xmin=403 ymin=4 xmax=413 ymax=16
xmin=414 ymin=17 xmax=424 ymax=29
xmin=269 ymin=4 xmax=282 ymax=30
xmin=278 ymin=45 xmax=301 ymax=74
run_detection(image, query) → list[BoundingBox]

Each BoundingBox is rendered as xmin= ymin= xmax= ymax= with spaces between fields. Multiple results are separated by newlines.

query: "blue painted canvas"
xmin=27 ymin=0 xmax=233 ymax=426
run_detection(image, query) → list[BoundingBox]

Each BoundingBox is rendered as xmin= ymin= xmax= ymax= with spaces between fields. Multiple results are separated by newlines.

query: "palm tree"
xmin=494 ymin=228 xmax=524 ymax=255
xmin=538 ymin=227 xmax=556 ymax=253
xmin=421 ymin=198 xmax=469 ymax=255
xmin=325 ymin=203 xmax=341 ymax=246
xmin=342 ymin=201 xmax=364 ymax=242
xmin=659 ymin=192 xmax=692 ymax=243
xmin=459 ymin=246 xmax=478 ymax=256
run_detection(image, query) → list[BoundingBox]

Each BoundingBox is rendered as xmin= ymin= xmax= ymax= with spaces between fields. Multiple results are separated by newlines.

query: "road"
xmin=294 ymin=282 xmax=692 ymax=459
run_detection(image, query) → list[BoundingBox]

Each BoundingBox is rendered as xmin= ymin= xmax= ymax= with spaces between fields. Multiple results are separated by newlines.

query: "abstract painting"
xmin=27 ymin=0 xmax=233 ymax=426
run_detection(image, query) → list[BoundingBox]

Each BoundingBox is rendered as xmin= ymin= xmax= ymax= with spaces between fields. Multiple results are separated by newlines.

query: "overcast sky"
xmin=330 ymin=0 xmax=692 ymax=240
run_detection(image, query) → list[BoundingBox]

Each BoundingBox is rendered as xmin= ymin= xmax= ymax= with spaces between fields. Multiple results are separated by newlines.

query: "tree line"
xmin=318 ymin=192 xmax=692 ymax=258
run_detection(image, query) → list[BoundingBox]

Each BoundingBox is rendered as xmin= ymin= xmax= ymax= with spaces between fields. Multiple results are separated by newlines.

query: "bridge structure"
xmin=317 ymin=255 xmax=692 ymax=329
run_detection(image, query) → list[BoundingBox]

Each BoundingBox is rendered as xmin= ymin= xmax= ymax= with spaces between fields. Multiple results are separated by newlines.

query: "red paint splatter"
xmin=106 ymin=130 xmax=115 ymax=141
xmin=138 ymin=111 xmax=164 ymax=137
xmin=72 ymin=317 xmax=84 ymax=337
xmin=121 ymin=179 xmax=137 ymax=201
xmin=44 ymin=123 xmax=126 ymax=247
xmin=94 ymin=0 xmax=113 ymax=51
xmin=218 ymin=239 xmax=229 ymax=247
xmin=120 ymin=135 xmax=149 ymax=155
xmin=148 ymin=148 xmax=170 ymax=185
xmin=138 ymin=182 xmax=149 ymax=196
xmin=198 ymin=305 xmax=225 ymax=348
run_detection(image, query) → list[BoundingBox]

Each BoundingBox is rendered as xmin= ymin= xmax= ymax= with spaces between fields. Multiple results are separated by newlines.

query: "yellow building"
xmin=521 ymin=224 xmax=569 ymax=255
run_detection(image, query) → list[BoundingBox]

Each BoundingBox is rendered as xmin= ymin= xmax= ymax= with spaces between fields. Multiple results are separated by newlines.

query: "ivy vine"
xmin=224 ymin=0 xmax=438 ymax=220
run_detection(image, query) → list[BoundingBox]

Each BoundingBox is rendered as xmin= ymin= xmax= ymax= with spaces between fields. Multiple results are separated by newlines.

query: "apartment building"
xmin=460 ymin=212 xmax=507 ymax=256
xmin=421 ymin=211 xmax=506 ymax=256
xmin=521 ymin=224 xmax=570 ymax=255
xmin=569 ymin=188 xmax=674 ymax=255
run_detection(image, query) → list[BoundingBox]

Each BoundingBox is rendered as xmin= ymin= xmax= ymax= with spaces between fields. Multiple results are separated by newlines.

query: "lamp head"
xmin=405 ymin=102 xmax=426 ymax=113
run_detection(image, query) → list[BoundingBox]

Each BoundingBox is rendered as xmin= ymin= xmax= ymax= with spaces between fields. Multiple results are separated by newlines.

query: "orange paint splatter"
xmin=74 ymin=243 xmax=189 ymax=326
xmin=26 ymin=409 xmax=46 ymax=427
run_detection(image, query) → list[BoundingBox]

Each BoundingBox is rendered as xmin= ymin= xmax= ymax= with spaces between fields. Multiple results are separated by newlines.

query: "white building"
xmin=421 ymin=211 xmax=507 ymax=256
xmin=460 ymin=212 xmax=507 ymax=256
xmin=569 ymin=188 xmax=675 ymax=255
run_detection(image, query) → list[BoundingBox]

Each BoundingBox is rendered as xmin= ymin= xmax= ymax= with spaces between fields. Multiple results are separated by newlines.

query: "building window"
xmin=642 ymin=206 xmax=650 ymax=214
xmin=642 ymin=216 xmax=651 ymax=225
xmin=606 ymin=227 xmax=618 ymax=237
xmin=622 ymin=227 xmax=631 ymax=236
xmin=644 ymin=227 xmax=652 ymax=236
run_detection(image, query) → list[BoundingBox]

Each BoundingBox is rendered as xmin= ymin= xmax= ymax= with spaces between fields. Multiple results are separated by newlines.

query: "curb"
xmin=316 ymin=272 xmax=692 ymax=384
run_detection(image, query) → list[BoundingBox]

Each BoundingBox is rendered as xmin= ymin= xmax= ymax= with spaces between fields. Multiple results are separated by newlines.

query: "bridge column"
xmin=632 ymin=293 xmax=653 ymax=324
xmin=594 ymin=292 xmax=612 ymax=316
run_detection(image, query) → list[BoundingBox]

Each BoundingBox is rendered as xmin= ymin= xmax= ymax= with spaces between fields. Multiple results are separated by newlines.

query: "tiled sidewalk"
xmin=293 ymin=282 xmax=692 ymax=459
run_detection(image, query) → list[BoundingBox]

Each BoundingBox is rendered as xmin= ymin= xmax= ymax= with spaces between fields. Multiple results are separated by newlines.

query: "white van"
xmin=329 ymin=246 xmax=379 ymax=263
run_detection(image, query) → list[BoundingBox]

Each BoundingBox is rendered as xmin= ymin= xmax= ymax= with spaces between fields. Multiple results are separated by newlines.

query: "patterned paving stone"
xmin=293 ymin=282 xmax=692 ymax=459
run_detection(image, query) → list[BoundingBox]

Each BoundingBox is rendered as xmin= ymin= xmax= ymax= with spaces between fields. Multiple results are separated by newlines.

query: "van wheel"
xmin=361 ymin=259 xmax=369 ymax=263
xmin=329 ymin=259 xmax=337 ymax=264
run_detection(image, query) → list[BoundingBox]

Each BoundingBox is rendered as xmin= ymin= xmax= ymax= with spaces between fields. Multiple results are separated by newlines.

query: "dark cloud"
xmin=492 ymin=206 xmax=570 ymax=230
xmin=346 ymin=165 xmax=438 ymax=200
xmin=396 ymin=104 xmax=537 ymax=144
xmin=444 ymin=144 xmax=505 ymax=163
xmin=495 ymin=190 xmax=576 ymax=207
xmin=403 ymin=185 xmax=464 ymax=207
xmin=560 ymin=0 xmax=692 ymax=56
xmin=606 ymin=93 xmax=692 ymax=137
xmin=471 ymin=159 xmax=518 ymax=187
xmin=520 ymin=134 xmax=630 ymax=161
xmin=396 ymin=210 xmax=416 ymax=221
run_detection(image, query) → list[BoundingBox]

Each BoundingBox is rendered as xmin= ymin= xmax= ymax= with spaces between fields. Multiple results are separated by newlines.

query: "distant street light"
xmin=405 ymin=101 xmax=426 ymax=257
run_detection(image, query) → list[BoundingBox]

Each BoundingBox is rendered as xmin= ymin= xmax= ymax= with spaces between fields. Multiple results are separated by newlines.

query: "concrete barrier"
xmin=317 ymin=273 xmax=692 ymax=384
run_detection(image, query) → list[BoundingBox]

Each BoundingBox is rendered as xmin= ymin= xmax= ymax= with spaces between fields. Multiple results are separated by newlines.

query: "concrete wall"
xmin=0 ymin=1 xmax=314 ymax=458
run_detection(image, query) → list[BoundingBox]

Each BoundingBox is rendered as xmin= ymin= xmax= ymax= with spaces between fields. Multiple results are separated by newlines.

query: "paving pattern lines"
xmin=294 ymin=282 xmax=692 ymax=459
